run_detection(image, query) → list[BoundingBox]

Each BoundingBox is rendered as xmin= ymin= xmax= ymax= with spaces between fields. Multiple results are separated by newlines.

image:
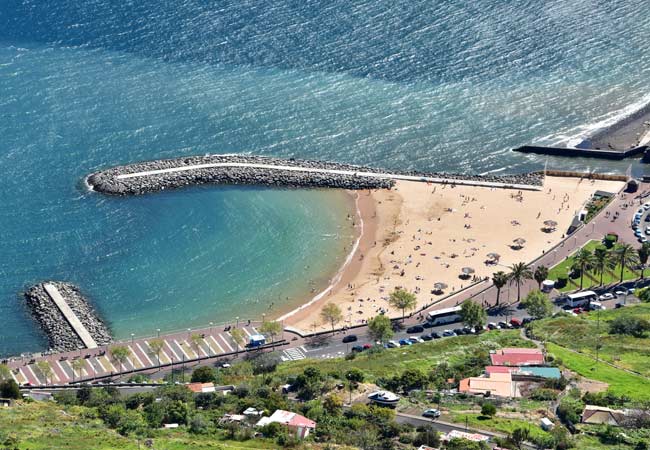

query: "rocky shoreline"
xmin=24 ymin=282 xmax=112 ymax=353
xmin=86 ymin=154 xmax=543 ymax=196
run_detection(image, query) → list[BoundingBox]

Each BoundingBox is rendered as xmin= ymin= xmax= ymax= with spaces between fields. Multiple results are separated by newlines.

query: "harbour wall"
xmin=86 ymin=154 xmax=544 ymax=195
xmin=24 ymin=282 xmax=112 ymax=353
xmin=514 ymin=144 xmax=648 ymax=160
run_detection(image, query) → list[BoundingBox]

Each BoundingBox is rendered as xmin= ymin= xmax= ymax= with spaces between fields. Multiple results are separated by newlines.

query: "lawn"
xmin=446 ymin=412 xmax=550 ymax=442
xmin=276 ymin=330 xmax=535 ymax=381
xmin=0 ymin=402 xmax=277 ymax=450
xmin=530 ymin=304 xmax=650 ymax=378
xmin=547 ymin=240 xmax=639 ymax=292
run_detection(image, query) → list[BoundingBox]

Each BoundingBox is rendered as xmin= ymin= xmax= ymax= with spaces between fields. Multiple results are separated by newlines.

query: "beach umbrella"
xmin=433 ymin=282 xmax=448 ymax=291
xmin=543 ymin=220 xmax=558 ymax=228
xmin=461 ymin=267 xmax=475 ymax=275
xmin=513 ymin=238 xmax=526 ymax=246
xmin=487 ymin=252 xmax=500 ymax=260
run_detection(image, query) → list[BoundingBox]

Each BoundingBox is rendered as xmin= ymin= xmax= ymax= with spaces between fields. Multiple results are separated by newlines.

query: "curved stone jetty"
xmin=24 ymin=282 xmax=112 ymax=353
xmin=87 ymin=154 xmax=543 ymax=196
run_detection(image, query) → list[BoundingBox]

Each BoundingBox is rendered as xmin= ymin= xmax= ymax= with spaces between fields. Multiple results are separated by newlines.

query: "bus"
xmin=565 ymin=291 xmax=597 ymax=307
xmin=427 ymin=306 xmax=463 ymax=325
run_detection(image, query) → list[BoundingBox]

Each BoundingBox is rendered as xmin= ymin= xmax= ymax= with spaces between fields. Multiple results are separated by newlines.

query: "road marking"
xmin=136 ymin=343 xmax=154 ymax=366
xmin=217 ymin=334 xmax=234 ymax=353
xmin=208 ymin=335 xmax=224 ymax=354
xmin=164 ymin=340 xmax=181 ymax=361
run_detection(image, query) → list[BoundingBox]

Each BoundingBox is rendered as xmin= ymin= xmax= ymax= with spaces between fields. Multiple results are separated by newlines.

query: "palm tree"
xmin=508 ymin=262 xmax=533 ymax=302
xmin=492 ymin=271 xmax=508 ymax=306
xmin=592 ymin=246 xmax=614 ymax=286
xmin=533 ymin=265 xmax=549 ymax=289
xmin=572 ymin=248 xmax=596 ymax=290
xmin=614 ymin=243 xmax=640 ymax=283
xmin=638 ymin=243 xmax=650 ymax=279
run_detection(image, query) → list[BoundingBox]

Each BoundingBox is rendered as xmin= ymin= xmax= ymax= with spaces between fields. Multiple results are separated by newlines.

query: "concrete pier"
xmin=43 ymin=284 xmax=98 ymax=349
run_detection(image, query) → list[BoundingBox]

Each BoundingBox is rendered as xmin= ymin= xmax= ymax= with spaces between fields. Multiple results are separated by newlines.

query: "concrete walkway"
xmin=116 ymin=161 xmax=543 ymax=191
xmin=43 ymin=284 xmax=98 ymax=350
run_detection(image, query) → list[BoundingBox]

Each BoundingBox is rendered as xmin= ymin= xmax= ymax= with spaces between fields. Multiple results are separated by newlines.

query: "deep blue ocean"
xmin=1 ymin=0 xmax=650 ymax=356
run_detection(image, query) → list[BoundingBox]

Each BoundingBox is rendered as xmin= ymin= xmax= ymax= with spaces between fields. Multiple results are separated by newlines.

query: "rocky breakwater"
xmin=24 ymin=282 xmax=112 ymax=353
xmin=86 ymin=154 xmax=543 ymax=196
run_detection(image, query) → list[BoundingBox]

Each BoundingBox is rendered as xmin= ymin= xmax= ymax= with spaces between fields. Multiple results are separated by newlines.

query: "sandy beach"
xmin=283 ymin=175 xmax=625 ymax=333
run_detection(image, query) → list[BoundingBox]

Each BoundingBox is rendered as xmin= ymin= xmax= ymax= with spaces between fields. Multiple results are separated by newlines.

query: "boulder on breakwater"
xmin=86 ymin=154 xmax=543 ymax=196
xmin=24 ymin=282 xmax=112 ymax=353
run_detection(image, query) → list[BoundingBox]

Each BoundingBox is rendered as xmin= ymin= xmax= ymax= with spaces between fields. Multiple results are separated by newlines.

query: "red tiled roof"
xmin=490 ymin=353 xmax=544 ymax=366
xmin=485 ymin=366 xmax=516 ymax=374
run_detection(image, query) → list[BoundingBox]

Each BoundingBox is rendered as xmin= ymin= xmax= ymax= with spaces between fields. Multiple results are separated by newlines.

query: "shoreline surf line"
xmin=276 ymin=190 xmax=365 ymax=323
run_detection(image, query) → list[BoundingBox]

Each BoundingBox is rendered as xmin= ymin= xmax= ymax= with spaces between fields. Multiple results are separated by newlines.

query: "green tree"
xmin=447 ymin=438 xmax=489 ymax=450
xmin=481 ymin=402 xmax=497 ymax=417
xmin=190 ymin=366 xmax=216 ymax=383
xmin=508 ymin=262 xmax=533 ymax=302
xmin=508 ymin=427 xmax=530 ymax=450
xmin=71 ymin=359 xmax=85 ymax=382
xmin=148 ymin=339 xmax=164 ymax=367
xmin=258 ymin=321 xmax=282 ymax=343
xmin=460 ymin=300 xmax=487 ymax=329
xmin=572 ymin=247 xmax=596 ymax=290
xmin=110 ymin=346 xmax=131 ymax=374
xmin=492 ymin=271 xmax=508 ymax=306
xmin=614 ymin=243 xmax=640 ymax=283
xmin=116 ymin=409 xmax=147 ymax=436
xmin=367 ymin=314 xmax=394 ymax=344
xmin=320 ymin=303 xmax=343 ymax=332
xmin=230 ymin=328 xmax=245 ymax=350
xmin=0 ymin=364 xmax=11 ymax=382
xmin=639 ymin=243 xmax=650 ymax=279
xmin=533 ymin=265 xmax=549 ymax=289
xmin=35 ymin=360 xmax=52 ymax=385
xmin=0 ymin=379 xmax=20 ymax=399
xmin=593 ymin=245 xmax=615 ymax=286
xmin=345 ymin=368 xmax=365 ymax=403
xmin=521 ymin=290 xmax=553 ymax=319
xmin=190 ymin=333 xmax=203 ymax=357
xmin=323 ymin=393 xmax=343 ymax=415
xmin=609 ymin=316 xmax=650 ymax=338
xmin=388 ymin=288 xmax=417 ymax=321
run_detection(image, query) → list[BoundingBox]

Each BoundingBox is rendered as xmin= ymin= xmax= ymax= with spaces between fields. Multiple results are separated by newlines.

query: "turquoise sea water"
xmin=1 ymin=1 xmax=650 ymax=356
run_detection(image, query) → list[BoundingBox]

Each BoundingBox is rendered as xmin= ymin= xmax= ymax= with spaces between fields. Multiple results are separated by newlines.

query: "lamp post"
xmin=236 ymin=317 xmax=239 ymax=328
xmin=131 ymin=333 xmax=135 ymax=345
xmin=156 ymin=328 xmax=160 ymax=338
xmin=262 ymin=313 xmax=266 ymax=323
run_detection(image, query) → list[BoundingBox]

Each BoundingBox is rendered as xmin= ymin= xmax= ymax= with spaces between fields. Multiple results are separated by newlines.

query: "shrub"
xmin=604 ymin=234 xmax=618 ymax=248
xmin=480 ymin=402 xmax=496 ymax=417
xmin=529 ymin=388 xmax=558 ymax=401
xmin=0 ymin=380 xmax=21 ymax=400
xmin=190 ymin=366 xmax=217 ymax=383
xmin=609 ymin=316 xmax=650 ymax=337
xmin=556 ymin=276 xmax=568 ymax=288
xmin=189 ymin=413 xmax=210 ymax=434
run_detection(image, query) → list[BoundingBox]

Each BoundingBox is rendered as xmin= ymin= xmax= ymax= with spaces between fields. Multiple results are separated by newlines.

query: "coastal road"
xmin=116 ymin=160 xmax=542 ymax=191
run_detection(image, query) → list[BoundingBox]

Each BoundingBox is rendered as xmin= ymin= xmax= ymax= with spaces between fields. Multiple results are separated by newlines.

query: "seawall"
xmin=86 ymin=154 xmax=544 ymax=195
xmin=24 ymin=282 xmax=112 ymax=353
xmin=514 ymin=144 xmax=648 ymax=160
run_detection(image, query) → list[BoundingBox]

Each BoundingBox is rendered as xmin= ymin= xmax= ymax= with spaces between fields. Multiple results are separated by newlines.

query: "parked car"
xmin=510 ymin=318 xmax=522 ymax=328
xmin=498 ymin=321 xmax=512 ymax=329
xmin=644 ymin=215 xmax=650 ymax=222
xmin=453 ymin=328 xmax=465 ymax=335
xmin=409 ymin=336 xmax=424 ymax=344
xmin=430 ymin=332 xmax=442 ymax=339
xmin=522 ymin=317 xmax=535 ymax=325
xmin=342 ymin=335 xmax=358 ymax=343
xmin=399 ymin=339 xmax=413 ymax=346
xmin=422 ymin=322 xmax=434 ymax=329
xmin=599 ymin=293 xmax=615 ymax=301
xmin=422 ymin=408 xmax=441 ymax=418
xmin=406 ymin=325 xmax=425 ymax=334
xmin=615 ymin=290 xmax=626 ymax=297
xmin=572 ymin=307 xmax=583 ymax=314
xmin=386 ymin=340 xmax=401 ymax=348
xmin=363 ymin=343 xmax=373 ymax=350
xmin=420 ymin=334 xmax=433 ymax=341
xmin=639 ymin=236 xmax=648 ymax=244
xmin=441 ymin=330 xmax=456 ymax=337
xmin=487 ymin=322 xmax=499 ymax=330
xmin=351 ymin=345 xmax=364 ymax=352
xmin=463 ymin=326 xmax=476 ymax=334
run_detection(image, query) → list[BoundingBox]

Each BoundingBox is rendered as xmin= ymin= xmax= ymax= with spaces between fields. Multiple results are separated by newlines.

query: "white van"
xmin=590 ymin=301 xmax=606 ymax=311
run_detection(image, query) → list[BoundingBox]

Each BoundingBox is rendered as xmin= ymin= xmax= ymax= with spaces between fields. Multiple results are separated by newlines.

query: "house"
xmin=219 ymin=413 xmax=246 ymax=424
xmin=540 ymin=417 xmax=554 ymax=431
xmin=256 ymin=409 xmax=316 ymax=439
xmin=490 ymin=348 xmax=544 ymax=366
xmin=581 ymin=405 xmax=626 ymax=426
xmin=187 ymin=382 xmax=216 ymax=394
xmin=459 ymin=372 xmax=516 ymax=398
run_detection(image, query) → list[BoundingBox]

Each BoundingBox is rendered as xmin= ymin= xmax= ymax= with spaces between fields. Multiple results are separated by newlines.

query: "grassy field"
xmin=0 ymin=402 xmax=277 ymax=450
xmin=547 ymin=240 xmax=639 ymax=292
xmin=531 ymin=304 xmax=650 ymax=378
xmin=447 ymin=412 xmax=550 ymax=442
xmin=276 ymin=330 xmax=534 ymax=380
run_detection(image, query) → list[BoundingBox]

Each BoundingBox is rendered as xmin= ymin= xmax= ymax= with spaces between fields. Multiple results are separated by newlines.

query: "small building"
xmin=219 ymin=413 xmax=245 ymax=424
xmin=581 ymin=405 xmax=626 ymax=426
xmin=23 ymin=391 xmax=53 ymax=402
xmin=187 ymin=382 xmax=216 ymax=394
xmin=540 ymin=417 xmax=554 ymax=431
xmin=0 ymin=398 xmax=14 ymax=407
xmin=459 ymin=372 xmax=516 ymax=398
xmin=243 ymin=407 xmax=265 ymax=417
xmin=490 ymin=348 xmax=544 ymax=366
xmin=485 ymin=366 xmax=560 ymax=380
xmin=256 ymin=409 xmax=316 ymax=439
